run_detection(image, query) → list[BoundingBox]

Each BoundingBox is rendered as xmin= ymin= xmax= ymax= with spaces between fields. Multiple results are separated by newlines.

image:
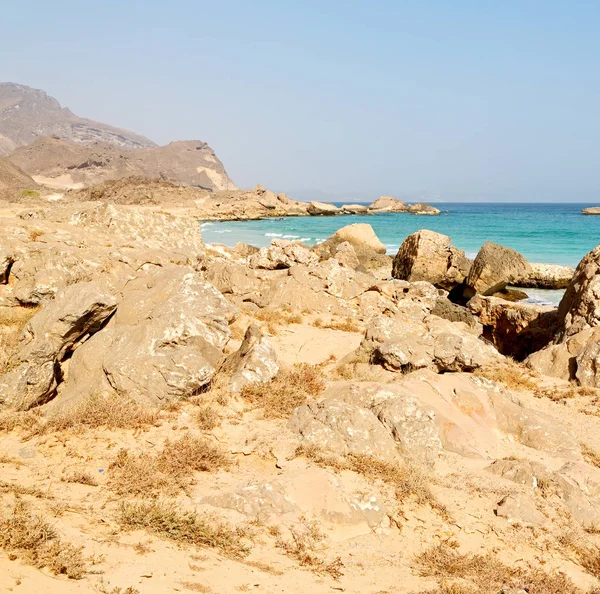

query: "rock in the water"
xmin=406 ymin=202 xmax=440 ymax=215
xmin=307 ymin=201 xmax=341 ymax=216
xmin=218 ymin=324 xmax=279 ymax=393
xmin=329 ymin=223 xmax=387 ymax=255
xmin=369 ymin=196 xmax=407 ymax=212
xmin=583 ymin=207 xmax=600 ymax=215
xmin=464 ymin=242 xmax=531 ymax=298
xmin=517 ymin=263 xmax=575 ymax=290
xmin=341 ymin=204 xmax=369 ymax=214
xmin=392 ymin=230 xmax=471 ymax=290
xmin=0 ymin=281 xmax=117 ymax=410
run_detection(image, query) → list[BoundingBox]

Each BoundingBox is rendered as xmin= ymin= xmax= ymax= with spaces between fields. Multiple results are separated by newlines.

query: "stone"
xmin=468 ymin=295 xmax=559 ymax=360
xmin=583 ymin=207 xmax=600 ymax=215
xmin=218 ymin=324 xmax=279 ymax=394
xmin=0 ymin=246 xmax=13 ymax=283
xmin=495 ymin=495 xmax=545 ymax=525
xmin=464 ymin=242 xmax=532 ymax=297
xmin=341 ymin=204 xmax=369 ymax=214
xmin=48 ymin=267 xmax=237 ymax=411
xmin=233 ymin=242 xmax=260 ymax=257
xmin=575 ymin=340 xmax=600 ymax=387
xmin=369 ymin=196 xmax=407 ymax=212
xmin=248 ymin=239 xmax=318 ymax=270
xmin=392 ymin=230 xmax=471 ymax=290
xmin=0 ymin=281 xmax=117 ymax=410
xmin=333 ymin=241 xmax=361 ymax=269
xmin=289 ymin=398 xmax=399 ymax=462
xmin=328 ymin=223 xmax=387 ymax=255
xmin=203 ymin=259 xmax=258 ymax=295
xmin=406 ymin=202 xmax=440 ymax=215
xmin=307 ymin=201 xmax=341 ymax=215
xmin=517 ymin=263 xmax=575 ymax=290
xmin=431 ymin=298 xmax=479 ymax=329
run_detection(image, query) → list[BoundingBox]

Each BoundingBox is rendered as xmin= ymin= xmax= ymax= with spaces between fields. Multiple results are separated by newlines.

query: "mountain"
xmin=0 ymin=156 xmax=38 ymax=198
xmin=0 ymin=83 xmax=156 ymax=154
xmin=1 ymin=83 xmax=237 ymax=191
xmin=9 ymin=137 xmax=237 ymax=192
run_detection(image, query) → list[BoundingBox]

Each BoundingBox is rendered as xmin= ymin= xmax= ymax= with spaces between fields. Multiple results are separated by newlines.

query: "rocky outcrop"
xmin=583 ymin=207 xmax=600 ymax=215
xmin=392 ymin=230 xmax=471 ymax=290
xmin=217 ymin=325 xmax=279 ymax=394
xmin=369 ymin=196 xmax=406 ymax=212
xmin=0 ymin=156 xmax=38 ymax=199
xmin=47 ymin=267 xmax=237 ymax=411
xmin=516 ymin=263 xmax=575 ymax=290
xmin=248 ymin=239 xmax=318 ymax=270
xmin=307 ymin=201 xmax=341 ymax=215
xmin=406 ymin=202 xmax=440 ymax=215
xmin=468 ymin=295 xmax=559 ymax=360
xmin=463 ymin=242 xmax=531 ymax=298
xmin=0 ymin=282 xmax=117 ymax=410
xmin=341 ymin=204 xmax=369 ymax=214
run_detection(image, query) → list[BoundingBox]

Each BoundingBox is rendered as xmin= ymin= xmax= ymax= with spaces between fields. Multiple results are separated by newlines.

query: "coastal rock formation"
xmin=307 ymin=201 xmax=341 ymax=215
xmin=369 ymin=196 xmax=407 ymax=211
xmin=406 ymin=202 xmax=441 ymax=215
xmin=248 ymin=239 xmax=318 ymax=269
xmin=583 ymin=207 xmax=600 ymax=215
xmin=517 ymin=263 xmax=575 ymax=290
xmin=9 ymin=136 xmax=236 ymax=192
xmin=0 ymin=82 xmax=155 ymax=153
xmin=464 ymin=241 xmax=531 ymax=298
xmin=468 ymin=295 xmax=559 ymax=360
xmin=392 ymin=229 xmax=471 ymax=290
xmin=341 ymin=204 xmax=369 ymax=214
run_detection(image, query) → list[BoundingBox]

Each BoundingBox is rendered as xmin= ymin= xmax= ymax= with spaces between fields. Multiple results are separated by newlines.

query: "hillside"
xmin=0 ymin=83 xmax=156 ymax=154
xmin=0 ymin=156 xmax=38 ymax=199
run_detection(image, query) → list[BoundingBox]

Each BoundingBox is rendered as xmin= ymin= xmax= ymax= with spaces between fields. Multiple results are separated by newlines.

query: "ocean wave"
xmin=282 ymin=234 xmax=300 ymax=239
xmin=300 ymin=237 xmax=311 ymax=242
xmin=466 ymin=251 xmax=478 ymax=259
xmin=265 ymin=232 xmax=283 ymax=237
xmin=200 ymin=222 xmax=214 ymax=227
xmin=213 ymin=229 xmax=233 ymax=233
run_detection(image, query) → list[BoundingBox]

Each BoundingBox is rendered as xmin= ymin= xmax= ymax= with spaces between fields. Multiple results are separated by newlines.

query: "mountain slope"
xmin=0 ymin=83 xmax=156 ymax=154
xmin=0 ymin=156 xmax=38 ymax=198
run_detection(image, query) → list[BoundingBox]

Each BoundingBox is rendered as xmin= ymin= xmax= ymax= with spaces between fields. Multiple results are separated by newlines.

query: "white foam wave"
xmin=300 ymin=237 xmax=311 ymax=242
xmin=265 ymin=232 xmax=283 ymax=237
xmin=282 ymin=234 xmax=299 ymax=239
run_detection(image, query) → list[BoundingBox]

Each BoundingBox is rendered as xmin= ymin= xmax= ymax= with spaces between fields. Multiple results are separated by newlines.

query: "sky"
xmin=1 ymin=0 xmax=599 ymax=202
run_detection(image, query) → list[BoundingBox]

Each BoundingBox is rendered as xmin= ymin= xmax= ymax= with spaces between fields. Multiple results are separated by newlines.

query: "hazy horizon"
xmin=2 ymin=1 xmax=599 ymax=202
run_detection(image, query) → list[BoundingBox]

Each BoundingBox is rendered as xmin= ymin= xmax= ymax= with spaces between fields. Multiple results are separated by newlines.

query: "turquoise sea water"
xmin=202 ymin=203 xmax=600 ymax=268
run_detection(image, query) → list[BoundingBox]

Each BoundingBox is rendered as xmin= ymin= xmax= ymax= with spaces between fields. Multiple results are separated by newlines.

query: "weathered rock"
xmin=203 ymin=259 xmax=259 ymax=295
xmin=341 ymin=204 xmax=369 ymax=214
xmin=583 ymin=207 xmax=600 ymax=215
xmin=289 ymin=398 xmax=399 ymax=462
xmin=517 ymin=263 xmax=575 ymax=290
xmin=218 ymin=325 xmax=279 ymax=394
xmin=575 ymin=340 xmax=600 ymax=387
xmin=369 ymin=196 xmax=407 ymax=212
xmin=431 ymin=298 xmax=479 ymax=329
xmin=0 ymin=247 xmax=13 ymax=283
xmin=556 ymin=245 xmax=600 ymax=341
xmin=392 ymin=230 xmax=471 ymax=290
xmin=233 ymin=242 xmax=260 ymax=258
xmin=0 ymin=281 xmax=117 ymax=410
xmin=248 ymin=239 xmax=318 ymax=270
xmin=468 ymin=295 xmax=559 ymax=360
xmin=490 ymin=287 xmax=529 ymax=302
xmin=329 ymin=223 xmax=387 ymax=254
xmin=333 ymin=242 xmax=361 ymax=269
xmin=307 ymin=201 xmax=341 ymax=216
xmin=48 ymin=267 xmax=237 ymax=411
xmin=464 ymin=242 xmax=532 ymax=298
xmin=406 ymin=202 xmax=440 ymax=215
xmin=495 ymin=495 xmax=545 ymax=525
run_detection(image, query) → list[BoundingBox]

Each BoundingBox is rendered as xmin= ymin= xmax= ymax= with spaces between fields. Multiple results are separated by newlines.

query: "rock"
xmin=495 ymin=495 xmax=545 ymax=525
xmin=0 ymin=281 xmax=117 ymax=410
xmin=341 ymin=204 xmax=369 ymax=214
xmin=328 ymin=223 xmax=387 ymax=255
xmin=369 ymin=196 xmax=407 ymax=212
xmin=0 ymin=247 xmax=13 ymax=283
xmin=431 ymin=298 xmax=479 ymax=329
xmin=333 ymin=242 xmax=361 ymax=269
xmin=218 ymin=325 xmax=279 ymax=394
xmin=468 ymin=295 xmax=559 ymax=360
xmin=392 ymin=230 xmax=471 ymax=290
xmin=203 ymin=259 xmax=259 ymax=295
xmin=307 ymin=201 xmax=341 ymax=216
xmin=556 ymin=245 xmax=600 ymax=341
xmin=289 ymin=398 xmax=399 ymax=462
xmin=575 ymin=340 xmax=600 ymax=387
xmin=357 ymin=313 xmax=499 ymax=374
xmin=203 ymin=465 xmax=387 ymax=539
xmin=583 ymin=207 xmax=600 ymax=215
xmin=48 ymin=267 xmax=237 ymax=411
xmin=490 ymin=287 xmax=529 ymax=302
xmin=517 ymin=263 xmax=575 ymax=290
xmin=248 ymin=239 xmax=318 ymax=270
xmin=233 ymin=242 xmax=260 ymax=258
xmin=406 ymin=202 xmax=440 ymax=215
xmin=464 ymin=242 xmax=532 ymax=298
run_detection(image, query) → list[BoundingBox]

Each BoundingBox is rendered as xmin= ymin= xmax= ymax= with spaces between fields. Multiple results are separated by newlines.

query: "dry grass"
xmin=118 ymin=500 xmax=250 ymax=558
xmin=97 ymin=580 xmax=140 ymax=594
xmin=0 ymin=408 xmax=44 ymax=434
xmin=61 ymin=471 xmax=98 ymax=486
xmin=27 ymin=228 xmax=44 ymax=241
xmin=0 ymin=499 xmax=87 ymax=578
xmin=474 ymin=360 xmax=538 ymax=391
xmin=43 ymin=392 xmax=160 ymax=433
xmin=296 ymin=445 xmax=444 ymax=512
xmin=312 ymin=317 xmax=361 ymax=333
xmin=253 ymin=308 xmax=303 ymax=326
xmin=414 ymin=541 xmax=583 ymax=594
xmin=109 ymin=433 xmax=229 ymax=497
xmin=535 ymin=385 xmax=599 ymax=403
xmin=241 ymin=364 xmax=325 ymax=419
xmin=582 ymin=444 xmax=600 ymax=469
xmin=0 ymin=480 xmax=50 ymax=498
xmin=195 ymin=404 xmax=220 ymax=430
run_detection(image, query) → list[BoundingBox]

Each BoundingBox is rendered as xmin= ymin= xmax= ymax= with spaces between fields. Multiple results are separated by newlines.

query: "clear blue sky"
xmin=1 ymin=1 xmax=599 ymax=201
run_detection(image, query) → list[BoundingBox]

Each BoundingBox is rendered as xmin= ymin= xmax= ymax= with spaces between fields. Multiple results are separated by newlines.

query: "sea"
xmin=201 ymin=202 xmax=600 ymax=306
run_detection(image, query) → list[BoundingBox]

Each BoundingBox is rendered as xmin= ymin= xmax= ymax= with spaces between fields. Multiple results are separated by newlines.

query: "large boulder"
xmin=48 ymin=267 xmax=237 ymax=411
xmin=248 ymin=239 xmax=318 ymax=270
xmin=307 ymin=201 xmax=341 ymax=216
xmin=0 ymin=281 xmax=117 ymax=410
xmin=392 ymin=230 xmax=471 ymax=290
xmin=464 ymin=242 xmax=531 ymax=298
xmin=517 ymin=263 xmax=575 ymax=290
xmin=369 ymin=196 xmax=407 ymax=212
xmin=406 ymin=202 xmax=440 ymax=215
xmin=327 ymin=223 xmax=387 ymax=254
xmin=341 ymin=204 xmax=369 ymax=214
xmin=468 ymin=295 xmax=559 ymax=360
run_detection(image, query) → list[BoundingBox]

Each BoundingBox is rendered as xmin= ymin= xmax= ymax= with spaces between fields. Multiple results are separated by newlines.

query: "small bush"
xmin=0 ymin=305 xmax=39 ymax=374
xmin=474 ymin=360 xmax=538 ymax=391
xmin=21 ymin=189 xmax=40 ymax=198
xmin=62 ymin=471 xmax=98 ymax=486
xmin=311 ymin=317 xmax=361 ymax=333
xmin=0 ymin=500 xmax=87 ymax=578
xmin=196 ymin=404 xmax=220 ymax=430
xmin=241 ymin=364 xmax=325 ymax=419
xmin=0 ymin=480 xmax=49 ymax=498
xmin=118 ymin=500 xmax=249 ymax=558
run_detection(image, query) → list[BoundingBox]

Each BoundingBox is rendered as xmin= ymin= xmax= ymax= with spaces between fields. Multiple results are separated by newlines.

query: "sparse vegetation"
xmin=109 ymin=433 xmax=229 ymax=497
xmin=0 ymin=499 xmax=87 ymax=578
xmin=414 ymin=541 xmax=582 ymax=594
xmin=118 ymin=500 xmax=250 ymax=558
xmin=241 ymin=363 xmax=325 ymax=419
xmin=312 ymin=317 xmax=361 ymax=332
xmin=0 ymin=480 xmax=49 ymax=498
xmin=0 ymin=305 xmax=39 ymax=374
xmin=535 ymin=384 xmax=599 ymax=403
xmin=28 ymin=227 xmax=45 ymax=241
xmin=21 ymin=189 xmax=40 ymax=198
xmin=62 ymin=471 xmax=98 ymax=486
xmin=196 ymin=404 xmax=220 ymax=430
xmin=474 ymin=359 xmax=538 ymax=391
